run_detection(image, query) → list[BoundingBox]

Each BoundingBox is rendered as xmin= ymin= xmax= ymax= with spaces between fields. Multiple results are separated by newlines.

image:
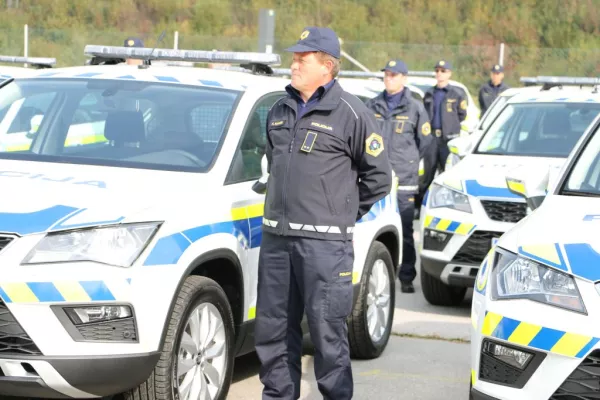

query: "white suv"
xmin=0 ymin=46 xmax=402 ymax=399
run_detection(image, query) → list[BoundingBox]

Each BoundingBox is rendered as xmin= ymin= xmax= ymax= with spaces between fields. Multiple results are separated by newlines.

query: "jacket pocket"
xmin=320 ymin=175 xmax=338 ymax=216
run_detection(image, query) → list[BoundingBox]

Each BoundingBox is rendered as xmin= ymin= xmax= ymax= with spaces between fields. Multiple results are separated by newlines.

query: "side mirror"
xmin=447 ymin=136 xmax=472 ymax=158
xmin=505 ymin=165 xmax=549 ymax=211
xmin=252 ymin=155 xmax=268 ymax=194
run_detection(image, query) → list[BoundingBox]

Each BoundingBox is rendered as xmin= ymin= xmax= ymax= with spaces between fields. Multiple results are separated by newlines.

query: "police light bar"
xmin=271 ymin=69 xmax=435 ymax=79
xmin=520 ymin=76 xmax=600 ymax=87
xmin=84 ymin=45 xmax=281 ymax=66
xmin=0 ymin=55 xmax=56 ymax=68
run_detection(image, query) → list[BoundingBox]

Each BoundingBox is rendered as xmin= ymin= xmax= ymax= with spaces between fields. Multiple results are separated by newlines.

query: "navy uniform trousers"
xmin=255 ymin=231 xmax=354 ymax=400
xmin=397 ymin=191 xmax=417 ymax=283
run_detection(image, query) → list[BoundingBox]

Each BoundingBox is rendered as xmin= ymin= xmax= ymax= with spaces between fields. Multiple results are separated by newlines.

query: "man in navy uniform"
xmin=417 ymin=60 xmax=467 ymax=211
xmin=478 ymin=64 xmax=509 ymax=115
xmin=365 ymin=59 xmax=432 ymax=293
xmin=254 ymin=26 xmax=392 ymax=400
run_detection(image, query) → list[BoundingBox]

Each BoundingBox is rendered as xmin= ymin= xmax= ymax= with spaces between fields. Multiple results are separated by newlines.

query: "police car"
xmin=419 ymin=77 xmax=600 ymax=307
xmin=407 ymin=74 xmax=481 ymax=133
xmin=470 ymin=94 xmax=600 ymax=400
xmin=0 ymin=45 xmax=402 ymax=399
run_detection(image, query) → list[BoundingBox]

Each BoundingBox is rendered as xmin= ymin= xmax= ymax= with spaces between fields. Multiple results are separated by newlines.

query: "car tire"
xmin=124 ymin=276 xmax=235 ymax=400
xmin=421 ymin=267 xmax=466 ymax=306
xmin=348 ymin=241 xmax=395 ymax=360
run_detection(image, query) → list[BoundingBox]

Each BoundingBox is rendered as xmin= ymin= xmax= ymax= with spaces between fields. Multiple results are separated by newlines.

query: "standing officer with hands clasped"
xmin=254 ymin=26 xmax=392 ymax=400
xmin=365 ymin=59 xmax=433 ymax=294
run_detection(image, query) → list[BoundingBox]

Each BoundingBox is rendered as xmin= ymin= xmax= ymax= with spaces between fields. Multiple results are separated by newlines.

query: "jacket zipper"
xmin=280 ymin=109 xmax=300 ymax=235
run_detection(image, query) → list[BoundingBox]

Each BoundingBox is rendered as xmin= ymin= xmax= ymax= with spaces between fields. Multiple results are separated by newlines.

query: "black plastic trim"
xmin=235 ymin=319 xmax=256 ymax=357
xmin=0 ymin=351 xmax=160 ymax=397
xmin=157 ymin=248 xmax=245 ymax=354
xmin=478 ymin=338 xmax=546 ymax=389
xmin=369 ymin=225 xmax=401 ymax=275
xmin=470 ymin=387 xmax=500 ymax=400
xmin=420 ymin=255 xmax=446 ymax=279
xmin=50 ymin=303 xmax=139 ymax=343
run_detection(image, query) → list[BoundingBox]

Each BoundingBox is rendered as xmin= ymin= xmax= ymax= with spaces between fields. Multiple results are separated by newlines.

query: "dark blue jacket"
xmin=264 ymin=80 xmax=392 ymax=241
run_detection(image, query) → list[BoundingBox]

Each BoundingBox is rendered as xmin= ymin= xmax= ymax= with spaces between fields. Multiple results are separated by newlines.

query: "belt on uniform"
xmin=262 ymin=218 xmax=354 ymax=234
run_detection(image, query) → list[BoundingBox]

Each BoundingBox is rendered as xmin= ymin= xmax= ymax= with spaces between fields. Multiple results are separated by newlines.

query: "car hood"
xmin=0 ymin=160 xmax=210 ymax=235
xmin=436 ymin=154 xmax=565 ymax=199
xmin=498 ymin=195 xmax=600 ymax=281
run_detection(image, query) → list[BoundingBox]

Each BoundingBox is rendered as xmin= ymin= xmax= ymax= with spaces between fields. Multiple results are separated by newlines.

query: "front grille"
xmin=77 ymin=318 xmax=137 ymax=342
xmin=551 ymin=350 xmax=600 ymax=399
xmin=480 ymin=352 xmax=522 ymax=386
xmin=0 ymin=300 xmax=41 ymax=355
xmin=453 ymin=231 xmax=503 ymax=264
xmin=481 ymin=200 xmax=527 ymax=223
xmin=0 ymin=235 xmax=15 ymax=254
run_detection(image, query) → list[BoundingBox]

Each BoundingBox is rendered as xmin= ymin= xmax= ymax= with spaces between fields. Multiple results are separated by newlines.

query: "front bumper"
xmin=470 ymin=388 xmax=499 ymax=400
xmin=420 ymin=199 xmax=524 ymax=287
xmin=0 ymin=352 xmax=160 ymax=398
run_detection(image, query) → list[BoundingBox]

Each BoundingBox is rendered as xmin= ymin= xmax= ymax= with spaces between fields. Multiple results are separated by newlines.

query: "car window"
xmin=0 ymin=78 xmax=241 ymax=172
xmin=475 ymin=103 xmax=600 ymax=157
xmin=479 ymin=95 xmax=510 ymax=131
xmin=562 ymin=127 xmax=600 ymax=196
xmin=227 ymin=92 xmax=284 ymax=183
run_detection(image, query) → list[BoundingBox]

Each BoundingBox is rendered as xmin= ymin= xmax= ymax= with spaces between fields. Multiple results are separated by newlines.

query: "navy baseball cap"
xmin=285 ymin=27 xmax=341 ymax=59
xmin=491 ymin=64 xmax=504 ymax=73
xmin=124 ymin=37 xmax=144 ymax=48
xmin=434 ymin=60 xmax=452 ymax=70
xmin=381 ymin=59 xmax=408 ymax=75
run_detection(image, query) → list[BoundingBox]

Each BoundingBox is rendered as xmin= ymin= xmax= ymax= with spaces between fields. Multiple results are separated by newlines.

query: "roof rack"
xmin=520 ymin=76 xmax=600 ymax=91
xmin=0 ymin=55 xmax=56 ymax=69
xmin=83 ymin=45 xmax=281 ymax=74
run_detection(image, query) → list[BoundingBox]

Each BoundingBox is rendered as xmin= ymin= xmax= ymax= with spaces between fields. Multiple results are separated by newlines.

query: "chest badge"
xmin=301 ymin=131 xmax=318 ymax=153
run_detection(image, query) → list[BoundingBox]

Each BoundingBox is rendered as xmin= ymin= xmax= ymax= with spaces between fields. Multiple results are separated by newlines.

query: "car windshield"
xmin=0 ymin=78 xmax=241 ymax=172
xmin=562 ymin=124 xmax=600 ymax=196
xmin=475 ymin=102 xmax=600 ymax=157
xmin=478 ymin=95 xmax=511 ymax=131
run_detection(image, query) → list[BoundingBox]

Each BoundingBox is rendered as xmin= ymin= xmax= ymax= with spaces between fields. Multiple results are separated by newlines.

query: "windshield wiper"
xmin=561 ymin=189 xmax=600 ymax=197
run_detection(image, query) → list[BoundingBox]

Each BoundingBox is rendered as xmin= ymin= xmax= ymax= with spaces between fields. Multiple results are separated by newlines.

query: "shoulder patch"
xmin=365 ymin=133 xmax=384 ymax=157
xmin=422 ymin=122 xmax=431 ymax=136
xmin=460 ymin=100 xmax=468 ymax=110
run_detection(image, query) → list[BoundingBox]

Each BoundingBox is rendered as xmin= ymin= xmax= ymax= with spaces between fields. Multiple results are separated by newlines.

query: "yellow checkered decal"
xmin=481 ymin=311 xmax=599 ymax=358
xmin=423 ymin=215 xmax=475 ymax=235
xmin=0 ymin=280 xmax=125 ymax=303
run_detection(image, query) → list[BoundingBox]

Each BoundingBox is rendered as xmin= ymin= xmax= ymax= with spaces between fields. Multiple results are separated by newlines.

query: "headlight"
xmin=428 ymin=183 xmax=472 ymax=213
xmin=22 ymin=223 xmax=160 ymax=268
xmin=492 ymin=250 xmax=585 ymax=313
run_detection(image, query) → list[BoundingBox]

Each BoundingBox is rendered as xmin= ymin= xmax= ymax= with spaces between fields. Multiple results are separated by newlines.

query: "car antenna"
xmin=138 ymin=30 xmax=166 ymax=69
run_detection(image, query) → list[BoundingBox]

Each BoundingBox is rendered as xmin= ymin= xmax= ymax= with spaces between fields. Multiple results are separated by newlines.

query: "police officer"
xmin=478 ymin=64 xmax=509 ymax=115
xmin=418 ymin=60 xmax=467 ymax=209
xmin=255 ymin=26 xmax=392 ymax=400
xmin=365 ymin=59 xmax=432 ymax=293
xmin=123 ymin=37 xmax=144 ymax=65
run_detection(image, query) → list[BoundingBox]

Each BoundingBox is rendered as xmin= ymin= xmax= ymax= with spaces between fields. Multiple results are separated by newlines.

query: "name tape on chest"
xmin=311 ymin=121 xmax=333 ymax=131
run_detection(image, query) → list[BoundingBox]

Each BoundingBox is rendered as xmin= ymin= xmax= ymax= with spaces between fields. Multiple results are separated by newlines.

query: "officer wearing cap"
xmin=365 ymin=59 xmax=432 ymax=293
xmin=123 ymin=37 xmax=144 ymax=65
xmin=478 ymin=64 xmax=509 ymax=115
xmin=255 ymin=26 xmax=392 ymax=400
xmin=419 ymin=60 xmax=468 ymax=203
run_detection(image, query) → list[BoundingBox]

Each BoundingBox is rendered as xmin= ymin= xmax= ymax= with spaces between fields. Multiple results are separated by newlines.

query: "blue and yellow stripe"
xmin=0 ymin=280 xmax=117 ymax=303
xmin=423 ymin=215 xmax=476 ymax=235
xmin=481 ymin=311 xmax=599 ymax=358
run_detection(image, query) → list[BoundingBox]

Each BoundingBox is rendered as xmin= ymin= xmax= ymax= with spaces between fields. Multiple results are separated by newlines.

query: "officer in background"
xmin=478 ymin=64 xmax=509 ymax=115
xmin=418 ymin=60 xmax=467 ymax=210
xmin=365 ymin=59 xmax=432 ymax=293
xmin=255 ymin=26 xmax=392 ymax=400
xmin=123 ymin=37 xmax=144 ymax=65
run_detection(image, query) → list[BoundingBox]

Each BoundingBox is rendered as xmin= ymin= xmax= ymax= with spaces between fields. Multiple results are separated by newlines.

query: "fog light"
xmin=483 ymin=341 xmax=533 ymax=370
xmin=65 ymin=305 xmax=132 ymax=325
xmin=423 ymin=228 xmax=452 ymax=251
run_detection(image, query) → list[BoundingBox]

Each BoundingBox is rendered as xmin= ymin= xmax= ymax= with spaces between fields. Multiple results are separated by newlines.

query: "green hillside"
xmin=1 ymin=0 xmax=599 ymax=97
